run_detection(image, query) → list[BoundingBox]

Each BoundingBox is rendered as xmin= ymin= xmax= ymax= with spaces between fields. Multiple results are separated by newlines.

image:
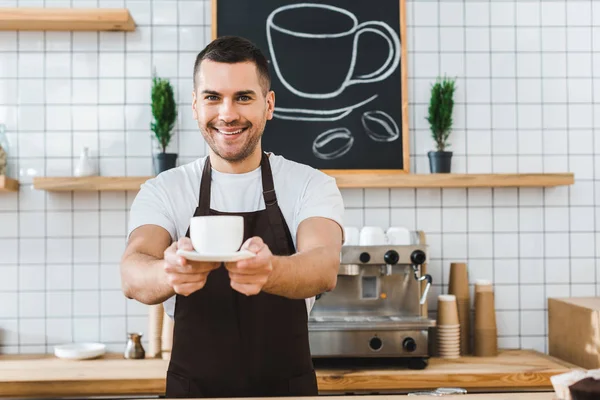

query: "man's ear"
xmin=266 ymin=90 xmax=275 ymax=120
xmin=192 ymin=90 xmax=198 ymax=121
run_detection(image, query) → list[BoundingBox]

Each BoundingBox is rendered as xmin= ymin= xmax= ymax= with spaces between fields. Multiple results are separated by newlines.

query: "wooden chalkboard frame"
xmin=211 ymin=0 xmax=410 ymax=176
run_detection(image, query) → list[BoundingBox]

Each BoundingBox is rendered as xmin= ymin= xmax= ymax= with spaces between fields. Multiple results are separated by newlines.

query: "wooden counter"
xmin=154 ymin=395 xmax=556 ymax=400
xmin=0 ymin=350 xmax=574 ymax=398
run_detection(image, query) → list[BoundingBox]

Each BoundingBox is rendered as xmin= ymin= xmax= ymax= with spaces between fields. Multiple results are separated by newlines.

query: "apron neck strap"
xmin=260 ymin=152 xmax=277 ymax=207
xmin=197 ymin=155 xmax=213 ymax=215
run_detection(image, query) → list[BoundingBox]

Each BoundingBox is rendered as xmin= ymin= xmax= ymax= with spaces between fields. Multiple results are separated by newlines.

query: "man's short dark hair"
xmin=193 ymin=36 xmax=271 ymax=95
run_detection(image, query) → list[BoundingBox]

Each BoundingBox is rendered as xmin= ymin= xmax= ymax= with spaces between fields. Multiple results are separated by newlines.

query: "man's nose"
xmin=218 ymin=99 xmax=240 ymax=123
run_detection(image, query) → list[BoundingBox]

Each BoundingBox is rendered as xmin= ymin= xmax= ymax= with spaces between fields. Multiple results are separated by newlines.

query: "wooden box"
xmin=548 ymin=297 xmax=600 ymax=369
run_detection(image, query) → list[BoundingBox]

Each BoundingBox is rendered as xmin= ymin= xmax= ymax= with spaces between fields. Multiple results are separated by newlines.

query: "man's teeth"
xmin=217 ymin=128 xmax=244 ymax=135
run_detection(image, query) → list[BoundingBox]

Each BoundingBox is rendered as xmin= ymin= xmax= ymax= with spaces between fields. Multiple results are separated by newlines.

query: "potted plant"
xmin=151 ymin=74 xmax=178 ymax=175
xmin=426 ymin=76 xmax=456 ymax=173
xmin=0 ymin=124 xmax=8 ymax=176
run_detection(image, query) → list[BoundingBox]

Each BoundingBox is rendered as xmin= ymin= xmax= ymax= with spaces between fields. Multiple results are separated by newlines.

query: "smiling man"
xmin=120 ymin=36 xmax=345 ymax=398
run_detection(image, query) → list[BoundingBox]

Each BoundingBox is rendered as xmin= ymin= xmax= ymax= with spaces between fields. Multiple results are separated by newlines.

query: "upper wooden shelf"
xmin=0 ymin=175 xmax=19 ymax=192
xmin=32 ymin=173 xmax=574 ymax=192
xmin=0 ymin=8 xmax=135 ymax=31
xmin=329 ymin=172 xmax=574 ymax=189
xmin=33 ymin=176 xmax=148 ymax=191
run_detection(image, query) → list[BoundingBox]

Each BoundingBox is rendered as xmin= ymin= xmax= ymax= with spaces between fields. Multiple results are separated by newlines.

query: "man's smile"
xmin=212 ymin=126 xmax=249 ymax=136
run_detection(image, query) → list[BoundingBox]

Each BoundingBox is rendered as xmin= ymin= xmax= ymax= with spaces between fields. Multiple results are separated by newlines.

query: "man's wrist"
xmin=263 ymin=254 xmax=283 ymax=292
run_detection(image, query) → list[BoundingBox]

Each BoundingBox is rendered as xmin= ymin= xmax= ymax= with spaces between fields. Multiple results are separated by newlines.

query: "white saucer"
xmin=176 ymin=249 xmax=256 ymax=262
xmin=54 ymin=343 xmax=106 ymax=360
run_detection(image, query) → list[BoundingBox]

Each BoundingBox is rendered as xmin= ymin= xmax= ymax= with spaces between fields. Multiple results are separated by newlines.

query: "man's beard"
xmin=201 ymin=117 xmax=265 ymax=163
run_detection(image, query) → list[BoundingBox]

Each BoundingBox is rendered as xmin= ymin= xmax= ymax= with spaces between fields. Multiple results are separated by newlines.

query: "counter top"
xmin=151 ymin=395 xmax=556 ymax=400
xmin=0 ymin=350 xmax=574 ymax=398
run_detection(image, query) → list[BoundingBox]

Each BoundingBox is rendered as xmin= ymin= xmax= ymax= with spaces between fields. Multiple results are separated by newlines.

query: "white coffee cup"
xmin=359 ymin=226 xmax=386 ymax=246
xmin=343 ymin=226 xmax=360 ymax=246
xmin=386 ymin=226 xmax=412 ymax=245
xmin=189 ymin=215 xmax=244 ymax=254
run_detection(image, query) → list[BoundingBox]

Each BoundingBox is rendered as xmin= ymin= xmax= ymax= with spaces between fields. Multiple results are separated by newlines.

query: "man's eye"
xmin=205 ymin=96 xmax=219 ymax=101
xmin=238 ymin=96 xmax=251 ymax=101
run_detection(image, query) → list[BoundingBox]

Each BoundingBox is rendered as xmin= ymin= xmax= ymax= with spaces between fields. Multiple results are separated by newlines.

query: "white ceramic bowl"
xmin=54 ymin=343 xmax=106 ymax=360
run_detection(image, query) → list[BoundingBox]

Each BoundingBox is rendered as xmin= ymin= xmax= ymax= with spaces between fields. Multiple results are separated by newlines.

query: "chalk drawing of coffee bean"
xmin=312 ymin=127 xmax=354 ymax=160
xmin=361 ymin=110 xmax=400 ymax=142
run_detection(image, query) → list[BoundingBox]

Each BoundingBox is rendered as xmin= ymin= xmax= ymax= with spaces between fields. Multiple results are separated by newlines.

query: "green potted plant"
xmin=151 ymin=74 xmax=178 ymax=175
xmin=426 ymin=76 xmax=456 ymax=173
xmin=0 ymin=124 xmax=8 ymax=176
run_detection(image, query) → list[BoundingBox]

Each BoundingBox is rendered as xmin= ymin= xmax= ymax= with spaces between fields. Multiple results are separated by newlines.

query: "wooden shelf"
xmin=32 ymin=173 xmax=574 ymax=192
xmin=0 ymin=8 xmax=135 ymax=31
xmin=33 ymin=176 xmax=150 ymax=191
xmin=0 ymin=175 xmax=19 ymax=192
xmin=327 ymin=172 xmax=575 ymax=188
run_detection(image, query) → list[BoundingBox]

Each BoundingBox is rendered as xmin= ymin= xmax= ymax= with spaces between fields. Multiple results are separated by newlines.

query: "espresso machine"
xmin=308 ymin=230 xmax=434 ymax=369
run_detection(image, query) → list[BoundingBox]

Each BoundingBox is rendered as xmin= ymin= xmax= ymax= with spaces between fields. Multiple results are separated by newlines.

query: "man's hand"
xmin=163 ymin=237 xmax=221 ymax=296
xmin=225 ymin=237 xmax=273 ymax=296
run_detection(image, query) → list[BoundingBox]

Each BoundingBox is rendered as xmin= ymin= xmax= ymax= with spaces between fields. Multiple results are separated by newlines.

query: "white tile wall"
xmin=0 ymin=0 xmax=597 ymax=356
xmin=397 ymin=0 xmax=597 ymax=355
xmin=0 ymin=0 xmax=211 ymax=354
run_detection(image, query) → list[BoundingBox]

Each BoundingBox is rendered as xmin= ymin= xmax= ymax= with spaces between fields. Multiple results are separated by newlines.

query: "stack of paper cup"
xmin=437 ymin=294 xmax=461 ymax=359
xmin=147 ymin=303 xmax=164 ymax=358
xmin=474 ymin=280 xmax=498 ymax=356
xmin=448 ymin=263 xmax=471 ymax=355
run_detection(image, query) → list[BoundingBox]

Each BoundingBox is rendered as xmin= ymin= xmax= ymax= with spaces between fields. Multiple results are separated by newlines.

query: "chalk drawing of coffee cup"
xmin=312 ymin=127 xmax=354 ymax=160
xmin=361 ymin=110 xmax=400 ymax=142
xmin=266 ymin=3 xmax=400 ymax=100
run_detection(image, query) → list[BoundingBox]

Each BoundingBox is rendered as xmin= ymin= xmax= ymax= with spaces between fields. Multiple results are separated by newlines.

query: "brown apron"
xmin=165 ymin=152 xmax=318 ymax=398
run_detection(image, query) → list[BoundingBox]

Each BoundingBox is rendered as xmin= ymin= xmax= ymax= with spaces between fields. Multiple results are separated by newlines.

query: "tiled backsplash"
xmin=0 ymin=0 xmax=597 ymax=355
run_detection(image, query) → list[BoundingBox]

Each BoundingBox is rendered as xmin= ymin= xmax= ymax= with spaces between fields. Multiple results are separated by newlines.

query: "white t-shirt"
xmin=127 ymin=153 xmax=345 ymax=318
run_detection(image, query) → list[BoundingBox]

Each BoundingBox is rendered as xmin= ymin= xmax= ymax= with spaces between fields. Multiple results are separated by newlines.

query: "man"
xmin=120 ymin=36 xmax=344 ymax=398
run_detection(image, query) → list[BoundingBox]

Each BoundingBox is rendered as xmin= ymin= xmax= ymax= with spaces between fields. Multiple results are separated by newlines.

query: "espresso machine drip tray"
xmin=309 ymin=315 xmax=435 ymax=330
xmin=308 ymin=316 xmax=435 ymax=331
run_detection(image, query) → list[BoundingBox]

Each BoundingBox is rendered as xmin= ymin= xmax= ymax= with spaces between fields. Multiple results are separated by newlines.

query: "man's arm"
xmin=121 ymin=225 xmax=222 ymax=304
xmin=265 ymin=217 xmax=341 ymax=299
xmin=269 ymin=217 xmax=341 ymax=298
xmin=226 ymin=217 xmax=342 ymax=299
xmin=120 ymin=225 xmax=175 ymax=305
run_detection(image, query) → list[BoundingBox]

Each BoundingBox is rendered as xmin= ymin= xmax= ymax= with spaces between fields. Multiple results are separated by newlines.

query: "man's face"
xmin=192 ymin=60 xmax=274 ymax=163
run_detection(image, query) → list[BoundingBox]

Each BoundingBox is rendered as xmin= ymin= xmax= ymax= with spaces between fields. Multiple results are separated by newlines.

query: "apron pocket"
xmin=166 ymin=370 xmax=190 ymax=398
xmin=288 ymin=370 xmax=318 ymax=396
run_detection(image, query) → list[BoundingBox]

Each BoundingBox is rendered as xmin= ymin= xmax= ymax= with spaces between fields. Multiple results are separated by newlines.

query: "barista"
xmin=120 ymin=36 xmax=345 ymax=398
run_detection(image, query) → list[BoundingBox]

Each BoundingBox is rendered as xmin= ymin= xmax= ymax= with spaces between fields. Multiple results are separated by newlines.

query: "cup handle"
xmin=348 ymin=20 xmax=401 ymax=85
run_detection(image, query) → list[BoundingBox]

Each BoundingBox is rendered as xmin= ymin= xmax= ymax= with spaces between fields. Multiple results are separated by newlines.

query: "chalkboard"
xmin=213 ymin=0 xmax=409 ymax=173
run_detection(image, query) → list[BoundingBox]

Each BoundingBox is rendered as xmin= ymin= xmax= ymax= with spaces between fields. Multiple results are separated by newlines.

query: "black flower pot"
xmin=153 ymin=152 xmax=178 ymax=175
xmin=428 ymin=151 xmax=452 ymax=173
